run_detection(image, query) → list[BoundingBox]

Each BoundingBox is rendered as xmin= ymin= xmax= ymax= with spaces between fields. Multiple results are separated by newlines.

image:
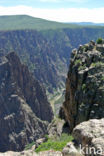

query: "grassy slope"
xmin=0 ymin=15 xmax=82 ymax=31
xmin=25 ymin=133 xmax=73 ymax=152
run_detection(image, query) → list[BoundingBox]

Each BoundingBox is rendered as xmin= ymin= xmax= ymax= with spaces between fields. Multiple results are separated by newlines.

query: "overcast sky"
xmin=0 ymin=0 xmax=104 ymax=23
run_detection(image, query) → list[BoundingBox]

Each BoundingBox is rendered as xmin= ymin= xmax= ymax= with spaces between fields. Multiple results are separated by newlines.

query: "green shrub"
xmin=96 ymin=38 xmax=103 ymax=44
xmin=75 ymin=59 xmax=81 ymax=65
xmin=91 ymin=62 xmax=104 ymax=67
xmin=35 ymin=133 xmax=73 ymax=153
xmin=25 ymin=141 xmax=35 ymax=150
xmin=79 ymin=64 xmax=86 ymax=71
xmin=82 ymin=84 xmax=86 ymax=90
xmin=101 ymin=76 xmax=104 ymax=81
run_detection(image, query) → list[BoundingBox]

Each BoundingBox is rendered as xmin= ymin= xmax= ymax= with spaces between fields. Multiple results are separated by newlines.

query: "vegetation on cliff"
xmin=35 ymin=133 xmax=73 ymax=153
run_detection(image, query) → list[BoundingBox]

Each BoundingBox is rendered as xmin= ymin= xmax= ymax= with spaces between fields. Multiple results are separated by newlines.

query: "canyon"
xmin=0 ymin=15 xmax=104 ymax=155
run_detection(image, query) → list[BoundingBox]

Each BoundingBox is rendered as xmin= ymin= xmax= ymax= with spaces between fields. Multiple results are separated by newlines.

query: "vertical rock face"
xmin=0 ymin=52 xmax=53 ymax=152
xmin=62 ymin=41 xmax=104 ymax=131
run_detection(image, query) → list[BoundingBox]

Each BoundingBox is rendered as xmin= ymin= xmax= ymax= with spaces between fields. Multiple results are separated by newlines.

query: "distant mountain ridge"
xmin=0 ymin=15 xmax=82 ymax=31
xmin=0 ymin=15 xmax=103 ymax=31
xmin=68 ymin=22 xmax=104 ymax=26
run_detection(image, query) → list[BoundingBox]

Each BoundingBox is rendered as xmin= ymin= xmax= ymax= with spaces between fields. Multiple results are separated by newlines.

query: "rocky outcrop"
xmin=73 ymin=118 xmax=104 ymax=155
xmin=0 ymin=52 xmax=53 ymax=152
xmin=48 ymin=118 xmax=65 ymax=138
xmin=48 ymin=117 xmax=70 ymax=138
xmin=61 ymin=41 xmax=104 ymax=131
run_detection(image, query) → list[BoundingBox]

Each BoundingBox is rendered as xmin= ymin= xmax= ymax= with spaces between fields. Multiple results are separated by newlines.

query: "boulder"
xmin=73 ymin=118 xmax=104 ymax=155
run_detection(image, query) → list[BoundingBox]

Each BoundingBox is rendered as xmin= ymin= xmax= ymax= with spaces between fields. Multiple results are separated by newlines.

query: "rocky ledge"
xmin=1 ymin=118 xmax=104 ymax=156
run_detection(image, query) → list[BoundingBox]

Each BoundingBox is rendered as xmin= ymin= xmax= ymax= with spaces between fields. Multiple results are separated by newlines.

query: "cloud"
xmin=39 ymin=0 xmax=87 ymax=3
xmin=0 ymin=5 xmax=104 ymax=23
xmin=40 ymin=0 xmax=59 ymax=2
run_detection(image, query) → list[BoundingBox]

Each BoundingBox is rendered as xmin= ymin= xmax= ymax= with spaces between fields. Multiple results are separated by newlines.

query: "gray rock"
xmin=35 ymin=138 xmax=46 ymax=148
xmin=73 ymin=118 xmax=104 ymax=156
xmin=62 ymin=142 xmax=82 ymax=156
xmin=96 ymin=44 xmax=104 ymax=52
xmin=48 ymin=118 xmax=65 ymax=138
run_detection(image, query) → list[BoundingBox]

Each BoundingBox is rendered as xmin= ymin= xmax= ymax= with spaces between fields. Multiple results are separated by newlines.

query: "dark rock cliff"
xmin=0 ymin=52 xmax=53 ymax=152
xmin=61 ymin=40 xmax=104 ymax=131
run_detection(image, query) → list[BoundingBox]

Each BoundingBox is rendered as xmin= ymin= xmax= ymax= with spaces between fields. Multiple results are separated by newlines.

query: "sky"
xmin=0 ymin=0 xmax=104 ymax=23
